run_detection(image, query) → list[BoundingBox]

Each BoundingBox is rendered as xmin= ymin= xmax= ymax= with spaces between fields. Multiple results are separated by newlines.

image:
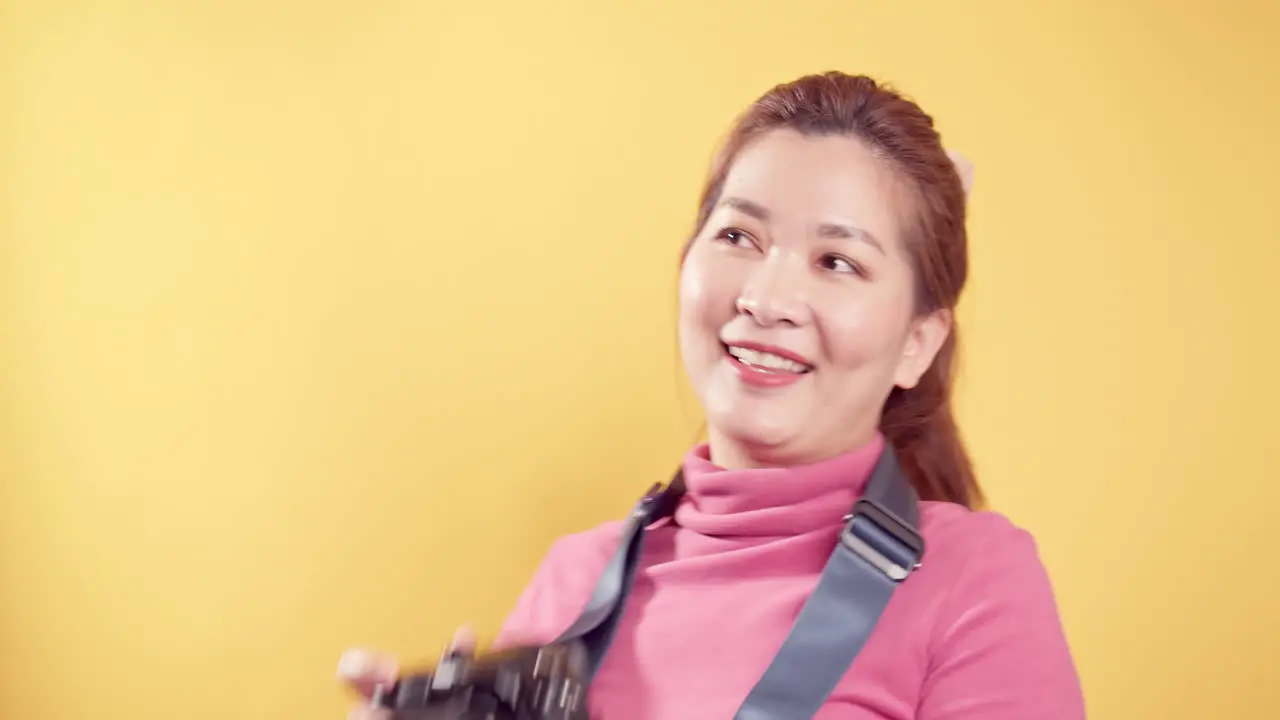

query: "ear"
xmin=893 ymin=308 xmax=953 ymax=390
xmin=946 ymin=149 xmax=975 ymax=196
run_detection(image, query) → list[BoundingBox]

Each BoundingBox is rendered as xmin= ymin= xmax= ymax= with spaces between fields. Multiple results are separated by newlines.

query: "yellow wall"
xmin=2 ymin=2 xmax=1277 ymax=718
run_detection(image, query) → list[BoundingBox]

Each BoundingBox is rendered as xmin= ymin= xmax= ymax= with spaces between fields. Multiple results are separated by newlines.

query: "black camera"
xmin=369 ymin=641 xmax=591 ymax=720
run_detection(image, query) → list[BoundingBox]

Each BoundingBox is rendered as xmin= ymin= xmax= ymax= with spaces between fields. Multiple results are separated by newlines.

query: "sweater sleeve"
xmin=917 ymin=515 xmax=1087 ymax=720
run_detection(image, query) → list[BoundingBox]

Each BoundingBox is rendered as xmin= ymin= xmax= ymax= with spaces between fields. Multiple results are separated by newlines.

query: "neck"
xmin=673 ymin=432 xmax=886 ymax=538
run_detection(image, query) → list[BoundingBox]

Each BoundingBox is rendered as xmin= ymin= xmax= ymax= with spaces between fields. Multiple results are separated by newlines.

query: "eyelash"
xmin=713 ymin=227 xmax=869 ymax=278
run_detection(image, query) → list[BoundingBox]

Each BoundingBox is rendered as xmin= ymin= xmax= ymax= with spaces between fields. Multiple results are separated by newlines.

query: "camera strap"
xmin=552 ymin=443 xmax=925 ymax=719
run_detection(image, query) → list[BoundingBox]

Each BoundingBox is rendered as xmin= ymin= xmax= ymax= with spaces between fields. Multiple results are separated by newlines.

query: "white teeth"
xmin=727 ymin=346 xmax=810 ymax=373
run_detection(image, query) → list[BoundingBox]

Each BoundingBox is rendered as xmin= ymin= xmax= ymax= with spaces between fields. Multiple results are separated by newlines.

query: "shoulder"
xmin=531 ymin=519 xmax=628 ymax=588
xmin=494 ymin=520 xmax=626 ymax=649
xmin=912 ymin=504 xmax=1085 ymax=716
xmin=916 ymin=502 xmax=1073 ymax=659
xmin=919 ymin=501 xmax=1051 ymax=584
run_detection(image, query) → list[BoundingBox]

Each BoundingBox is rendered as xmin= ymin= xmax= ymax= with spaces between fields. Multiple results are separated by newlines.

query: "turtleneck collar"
xmin=671 ymin=433 xmax=886 ymax=538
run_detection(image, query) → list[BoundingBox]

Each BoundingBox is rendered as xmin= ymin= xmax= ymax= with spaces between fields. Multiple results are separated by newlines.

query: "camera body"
xmin=370 ymin=640 xmax=591 ymax=720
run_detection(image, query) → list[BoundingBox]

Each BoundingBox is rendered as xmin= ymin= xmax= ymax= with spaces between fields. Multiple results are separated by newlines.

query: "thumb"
xmin=337 ymin=648 xmax=399 ymax=699
xmin=448 ymin=624 xmax=477 ymax=654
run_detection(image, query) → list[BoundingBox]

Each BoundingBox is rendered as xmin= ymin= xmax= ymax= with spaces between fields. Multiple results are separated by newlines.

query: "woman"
xmin=339 ymin=71 xmax=1086 ymax=719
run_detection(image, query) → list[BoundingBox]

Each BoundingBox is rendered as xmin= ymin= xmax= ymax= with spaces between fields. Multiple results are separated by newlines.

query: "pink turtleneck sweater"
xmin=495 ymin=435 xmax=1086 ymax=719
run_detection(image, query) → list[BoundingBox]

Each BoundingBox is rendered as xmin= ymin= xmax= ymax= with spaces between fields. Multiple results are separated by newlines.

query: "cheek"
xmin=678 ymin=255 xmax=706 ymax=320
xmin=678 ymin=249 xmax=736 ymax=363
xmin=816 ymin=291 xmax=912 ymax=370
xmin=679 ymin=248 xmax=734 ymax=327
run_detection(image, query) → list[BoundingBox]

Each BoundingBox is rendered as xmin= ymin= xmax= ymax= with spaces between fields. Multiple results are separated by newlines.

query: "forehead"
xmin=718 ymin=129 xmax=910 ymax=248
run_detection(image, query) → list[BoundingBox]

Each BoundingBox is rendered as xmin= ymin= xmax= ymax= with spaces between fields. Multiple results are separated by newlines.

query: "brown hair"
xmin=681 ymin=71 xmax=983 ymax=509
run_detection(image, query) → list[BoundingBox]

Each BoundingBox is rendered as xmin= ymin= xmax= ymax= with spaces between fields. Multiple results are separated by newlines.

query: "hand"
xmin=337 ymin=627 xmax=477 ymax=720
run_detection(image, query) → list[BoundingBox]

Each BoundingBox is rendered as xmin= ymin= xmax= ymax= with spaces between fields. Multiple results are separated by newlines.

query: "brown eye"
xmin=716 ymin=227 xmax=758 ymax=249
xmin=819 ymin=254 xmax=867 ymax=277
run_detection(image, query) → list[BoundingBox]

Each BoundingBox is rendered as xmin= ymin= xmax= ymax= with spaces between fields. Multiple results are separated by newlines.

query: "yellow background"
xmin=3 ymin=1 xmax=1277 ymax=718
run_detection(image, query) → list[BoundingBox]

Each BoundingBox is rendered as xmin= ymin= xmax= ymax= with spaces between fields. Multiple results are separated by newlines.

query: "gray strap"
xmin=734 ymin=445 xmax=922 ymax=719
xmin=553 ymin=479 xmax=682 ymax=679
xmin=556 ymin=446 xmax=923 ymax=718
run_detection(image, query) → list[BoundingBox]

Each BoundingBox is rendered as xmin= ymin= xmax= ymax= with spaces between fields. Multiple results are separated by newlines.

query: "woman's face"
xmin=678 ymin=128 xmax=951 ymax=469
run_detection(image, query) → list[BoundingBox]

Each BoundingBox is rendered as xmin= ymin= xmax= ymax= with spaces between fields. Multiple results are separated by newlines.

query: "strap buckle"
xmin=632 ymin=483 xmax=664 ymax=519
xmin=839 ymin=499 xmax=924 ymax=582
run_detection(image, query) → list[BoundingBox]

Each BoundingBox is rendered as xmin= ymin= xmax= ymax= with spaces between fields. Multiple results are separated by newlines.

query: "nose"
xmin=734 ymin=249 xmax=809 ymax=327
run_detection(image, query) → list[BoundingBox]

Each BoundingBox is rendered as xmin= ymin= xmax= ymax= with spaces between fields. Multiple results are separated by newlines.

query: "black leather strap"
xmin=553 ymin=445 xmax=923 ymax=718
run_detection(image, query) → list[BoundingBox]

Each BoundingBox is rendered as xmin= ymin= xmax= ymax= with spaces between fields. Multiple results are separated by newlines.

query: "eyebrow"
xmin=721 ymin=195 xmax=885 ymax=254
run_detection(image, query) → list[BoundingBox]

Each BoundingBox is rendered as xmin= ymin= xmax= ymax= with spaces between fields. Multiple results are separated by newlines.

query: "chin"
xmin=706 ymin=407 xmax=799 ymax=455
xmin=700 ymin=367 xmax=795 ymax=433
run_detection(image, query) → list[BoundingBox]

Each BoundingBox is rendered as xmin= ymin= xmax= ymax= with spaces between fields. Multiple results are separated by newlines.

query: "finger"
xmin=448 ymin=625 xmax=477 ymax=653
xmin=348 ymin=705 xmax=392 ymax=720
xmin=337 ymin=648 xmax=399 ymax=699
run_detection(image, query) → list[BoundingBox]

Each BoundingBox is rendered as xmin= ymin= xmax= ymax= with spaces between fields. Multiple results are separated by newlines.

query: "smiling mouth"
xmin=724 ymin=344 xmax=814 ymax=374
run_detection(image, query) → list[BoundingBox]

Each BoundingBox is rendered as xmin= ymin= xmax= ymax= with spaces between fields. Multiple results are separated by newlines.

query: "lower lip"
xmin=726 ymin=351 xmax=811 ymax=388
